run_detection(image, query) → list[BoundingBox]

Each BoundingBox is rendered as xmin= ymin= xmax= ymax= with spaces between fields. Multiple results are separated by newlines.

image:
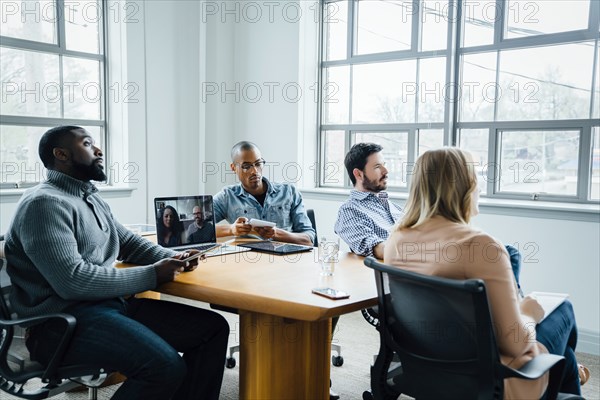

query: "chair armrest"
xmin=500 ymin=353 xmax=564 ymax=380
xmin=0 ymin=312 xmax=77 ymax=382
xmin=0 ymin=312 xmax=76 ymax=329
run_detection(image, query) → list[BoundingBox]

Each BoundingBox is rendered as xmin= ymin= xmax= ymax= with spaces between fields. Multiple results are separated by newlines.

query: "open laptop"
xmin=238 ymin=240 xmax=314 ymax=255
xmin=154 ymin=195 xmax=250 ymax=257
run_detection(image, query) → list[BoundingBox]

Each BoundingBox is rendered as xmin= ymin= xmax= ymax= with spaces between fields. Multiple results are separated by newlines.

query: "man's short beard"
xmin=363 ymin=175 xmax=387 ymax=192
xmin=74 ymin=160 xmax=107 ymax=182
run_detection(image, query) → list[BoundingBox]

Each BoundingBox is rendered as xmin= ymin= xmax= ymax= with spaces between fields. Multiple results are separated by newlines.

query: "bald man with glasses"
xmin=213 ymin=141 xmax=315 ymax=246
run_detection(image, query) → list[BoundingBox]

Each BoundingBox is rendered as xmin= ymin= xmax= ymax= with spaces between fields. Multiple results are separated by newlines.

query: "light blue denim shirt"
xmin=213 ymin=178 xmax=316 ymax=244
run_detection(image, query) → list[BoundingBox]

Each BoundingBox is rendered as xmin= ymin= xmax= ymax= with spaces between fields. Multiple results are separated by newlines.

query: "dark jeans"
xmin=506 ymin=244 xmax=581 ymax=395
xmin=505 ymin=244 xmax=523 ymax=296
xmin=536 ymin=300 xmax=581 ymax=395
xmin=27 ymin=297 xmax=229 ymax=400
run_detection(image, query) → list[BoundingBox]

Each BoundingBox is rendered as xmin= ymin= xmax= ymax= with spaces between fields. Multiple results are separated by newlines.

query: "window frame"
xmin=0 ymin=0 xmax=109 ymax=188
xmin=317 ymin=0 xmax=600 ymax=204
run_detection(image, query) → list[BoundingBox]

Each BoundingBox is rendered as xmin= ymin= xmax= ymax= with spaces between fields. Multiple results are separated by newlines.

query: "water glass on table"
xmin=319 ymin=237 xmax=340 ymax=276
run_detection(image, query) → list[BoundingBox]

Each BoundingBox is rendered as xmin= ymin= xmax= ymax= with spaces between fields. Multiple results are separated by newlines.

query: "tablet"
xmin=238 ymin=240 xmax=313 ymax=255
xmin=246 ymin=219 xmax=277 ymax=228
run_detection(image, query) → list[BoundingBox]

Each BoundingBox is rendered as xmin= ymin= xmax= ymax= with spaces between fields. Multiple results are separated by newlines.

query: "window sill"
xmin=299 ymin=187 xmax=600 ymax=223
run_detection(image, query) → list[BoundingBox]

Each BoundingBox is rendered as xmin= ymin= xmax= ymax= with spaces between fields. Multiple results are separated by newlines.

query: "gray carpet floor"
xmin=2 ymin=295 xmax=598 ymax=400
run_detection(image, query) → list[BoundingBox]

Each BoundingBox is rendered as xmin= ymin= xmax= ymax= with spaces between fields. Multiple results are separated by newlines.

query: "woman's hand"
xmin=520 ymin=295 xmax=545 ymax=323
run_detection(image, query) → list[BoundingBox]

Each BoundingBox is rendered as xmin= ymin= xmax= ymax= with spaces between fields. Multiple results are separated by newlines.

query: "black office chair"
xmin=362 ymin=257 xmax=580 ymax=400
xmin=0 ymin=236 xmax=108 ymax=400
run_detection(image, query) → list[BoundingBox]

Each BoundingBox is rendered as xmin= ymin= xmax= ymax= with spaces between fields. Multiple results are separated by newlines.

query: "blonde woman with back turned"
xmin=384 ymin=147 xmax=583 ymax=399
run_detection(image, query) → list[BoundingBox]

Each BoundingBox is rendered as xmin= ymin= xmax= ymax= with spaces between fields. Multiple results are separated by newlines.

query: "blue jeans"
xmin=536 ymin=300 xmax=581 ymax=395
xmin=506 ymin=245 xmax=580 ymax=395
xmin=505 ymin=244 xmax=523 ymax=296
xmin=27 ymin=297 xmax=229 ymax=400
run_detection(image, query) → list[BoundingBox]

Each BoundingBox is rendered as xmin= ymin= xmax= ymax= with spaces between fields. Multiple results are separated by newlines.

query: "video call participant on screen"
xmin=384 ymin=148 xmax=583 ymax=398
xmin=213 ymin=141 xmax=315 ymax=246
xmin=157 ymin=205 xmax=184 ymax=247
xmin=186 ymin=205 xmax=214 ymax=243
xmin=4 ymin=126 xmax=229 ymax=400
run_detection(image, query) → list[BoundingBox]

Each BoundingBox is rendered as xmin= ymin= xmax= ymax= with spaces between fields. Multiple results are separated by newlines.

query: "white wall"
xmin=0 ymin=0 xmax=598 ymax=354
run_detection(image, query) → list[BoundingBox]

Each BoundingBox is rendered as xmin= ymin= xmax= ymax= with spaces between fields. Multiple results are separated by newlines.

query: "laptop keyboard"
xmin=182 ymin=243 xmax=218 ymax=252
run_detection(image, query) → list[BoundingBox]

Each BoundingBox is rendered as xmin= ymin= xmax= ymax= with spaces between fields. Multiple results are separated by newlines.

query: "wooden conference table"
xmin=119 ymin=241 xmax=377 ymax=399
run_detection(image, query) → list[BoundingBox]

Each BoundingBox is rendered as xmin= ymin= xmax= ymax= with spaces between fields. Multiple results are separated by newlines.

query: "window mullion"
xmin=347 ymin=0 xmax=355 ymax=59
xmin=56 ymin=0 xmax=67 ymax=49
xmin=407 ymin=128 xmax=417 ymax=188
xmin=590 ymin=39 xmax=599 ymax=119
xmin=578 ymin=127 xmax=593 ymax=201
xmin=588 ymin=0 xmax=600 ymax=32
xmin=56 ymin=0 xmax=66 ymax=119
xmin=448 ymin=0 xmax=460 ymax=146
xmin=347 ymin=0 xmax=355 ymax=125
xmin=487 ymin=127 xmax=498 ymax=196
xmin=494 ymin=0 xmax=504 ymax=44
xmin=345 ymin=129 xmax=352 ymax=187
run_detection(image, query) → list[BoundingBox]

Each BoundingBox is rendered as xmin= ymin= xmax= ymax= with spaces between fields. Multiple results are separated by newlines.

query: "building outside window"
xmin=318 ymin=0 xmax=600 ymax=203
xmin=1 ymin=0 xmax=107 ymax=188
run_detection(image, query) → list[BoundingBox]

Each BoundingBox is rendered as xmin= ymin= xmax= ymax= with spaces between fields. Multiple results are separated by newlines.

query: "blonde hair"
xmin=399 ymin=147 xmax=478 ymax=229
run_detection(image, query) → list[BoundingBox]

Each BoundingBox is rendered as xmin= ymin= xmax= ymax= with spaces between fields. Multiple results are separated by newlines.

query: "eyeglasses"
xmin=236 ymin=159 xmax=266 ymax=172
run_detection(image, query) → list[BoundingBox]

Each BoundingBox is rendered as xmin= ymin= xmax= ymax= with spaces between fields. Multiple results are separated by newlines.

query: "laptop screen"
xmin=154 ymin=195 xmax=216 ymax=248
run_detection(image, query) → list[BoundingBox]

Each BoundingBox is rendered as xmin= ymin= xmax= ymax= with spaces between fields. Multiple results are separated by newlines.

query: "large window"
xmin=1 ymin=0 xmax=106 ymax=188
xmin=318 ymin=0 xmax=600 ymax=203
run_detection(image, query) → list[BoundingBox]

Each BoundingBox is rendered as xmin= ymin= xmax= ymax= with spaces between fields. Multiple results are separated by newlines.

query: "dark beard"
xmin=73 ymin=159 xmax=107 ymax=182
xmin=363 ymin=175 xmax=387 ymax=192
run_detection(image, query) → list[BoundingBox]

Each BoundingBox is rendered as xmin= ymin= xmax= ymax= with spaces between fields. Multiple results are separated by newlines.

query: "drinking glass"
xmin=318 ymin=237 xmax=340 ymax=276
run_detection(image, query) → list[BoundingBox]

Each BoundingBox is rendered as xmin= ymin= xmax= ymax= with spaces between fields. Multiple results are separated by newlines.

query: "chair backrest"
xmin=306 ymin=209 xmax=318 ymax=247
xmin=0 ymin=234 xmax=13 ymax=329
xmin=364 ymin=257 xmax=502 ymax=400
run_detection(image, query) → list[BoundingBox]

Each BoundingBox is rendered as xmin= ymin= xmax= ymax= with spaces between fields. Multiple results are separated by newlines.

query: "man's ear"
xmin=52 ymin=147 xmax=69 ymax=162
xmin=352 ymin=168 xmax=363 ymax=183
xmin=230 ymin=162 xmax=236 ymax=172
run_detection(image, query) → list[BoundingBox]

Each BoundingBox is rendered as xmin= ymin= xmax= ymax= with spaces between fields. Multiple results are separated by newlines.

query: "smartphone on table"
xmin=181 ymin=245 xmax=220 ymax=269
xmin=311 ymin=287 xmax=350 ymax=300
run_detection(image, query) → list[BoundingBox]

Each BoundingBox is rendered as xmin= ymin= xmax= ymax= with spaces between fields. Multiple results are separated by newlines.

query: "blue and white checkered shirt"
xmin=334 ymin=190 xmax=404 ymax=257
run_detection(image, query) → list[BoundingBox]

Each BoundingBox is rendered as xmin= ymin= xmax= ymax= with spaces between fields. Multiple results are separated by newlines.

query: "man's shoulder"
xmin=268 ymin=181 xmax=303 ymax=200
xmin=19 ymin=182 xmax=71 ymax=206
xmin=338 ymin=195 xmax=368 ymax=212
xmin=214 ymin=184 xmax=241 ymax=200
xmin=270 ymin=180 xmax=295 ymax=191
xmin=185 ymin=223 xmax=196 ymax=233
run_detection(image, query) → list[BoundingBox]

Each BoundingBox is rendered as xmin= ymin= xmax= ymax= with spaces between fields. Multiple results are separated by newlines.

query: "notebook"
xmin=238 ymin=240 xmax=314 ymax=255
xmin=528 ymin=292 xmax=569 ymax=323
xmin=154 ymin=195 xmax=250 ymax=257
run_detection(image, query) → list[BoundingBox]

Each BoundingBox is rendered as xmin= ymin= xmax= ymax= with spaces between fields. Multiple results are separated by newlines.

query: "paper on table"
xmin=528 ymin=291 xmax=569 ymax=323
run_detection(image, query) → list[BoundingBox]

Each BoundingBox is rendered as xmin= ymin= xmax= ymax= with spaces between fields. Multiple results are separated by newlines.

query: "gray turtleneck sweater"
xmin=5 ymin=170 xmax=176 ymax=318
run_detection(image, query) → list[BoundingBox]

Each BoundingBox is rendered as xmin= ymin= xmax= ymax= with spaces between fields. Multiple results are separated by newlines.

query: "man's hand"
xmin=520 ymin=295 xmax=545 ymax=323
xmin=154 ymin=258 xmax=187 ymax=286
xmin=255 ymin=226 xmax=276 ymax=240
xmin=173 ymin=250 xmax=205 ymax=271
xmin=230 ymin=217 xmax=252 ymax=236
